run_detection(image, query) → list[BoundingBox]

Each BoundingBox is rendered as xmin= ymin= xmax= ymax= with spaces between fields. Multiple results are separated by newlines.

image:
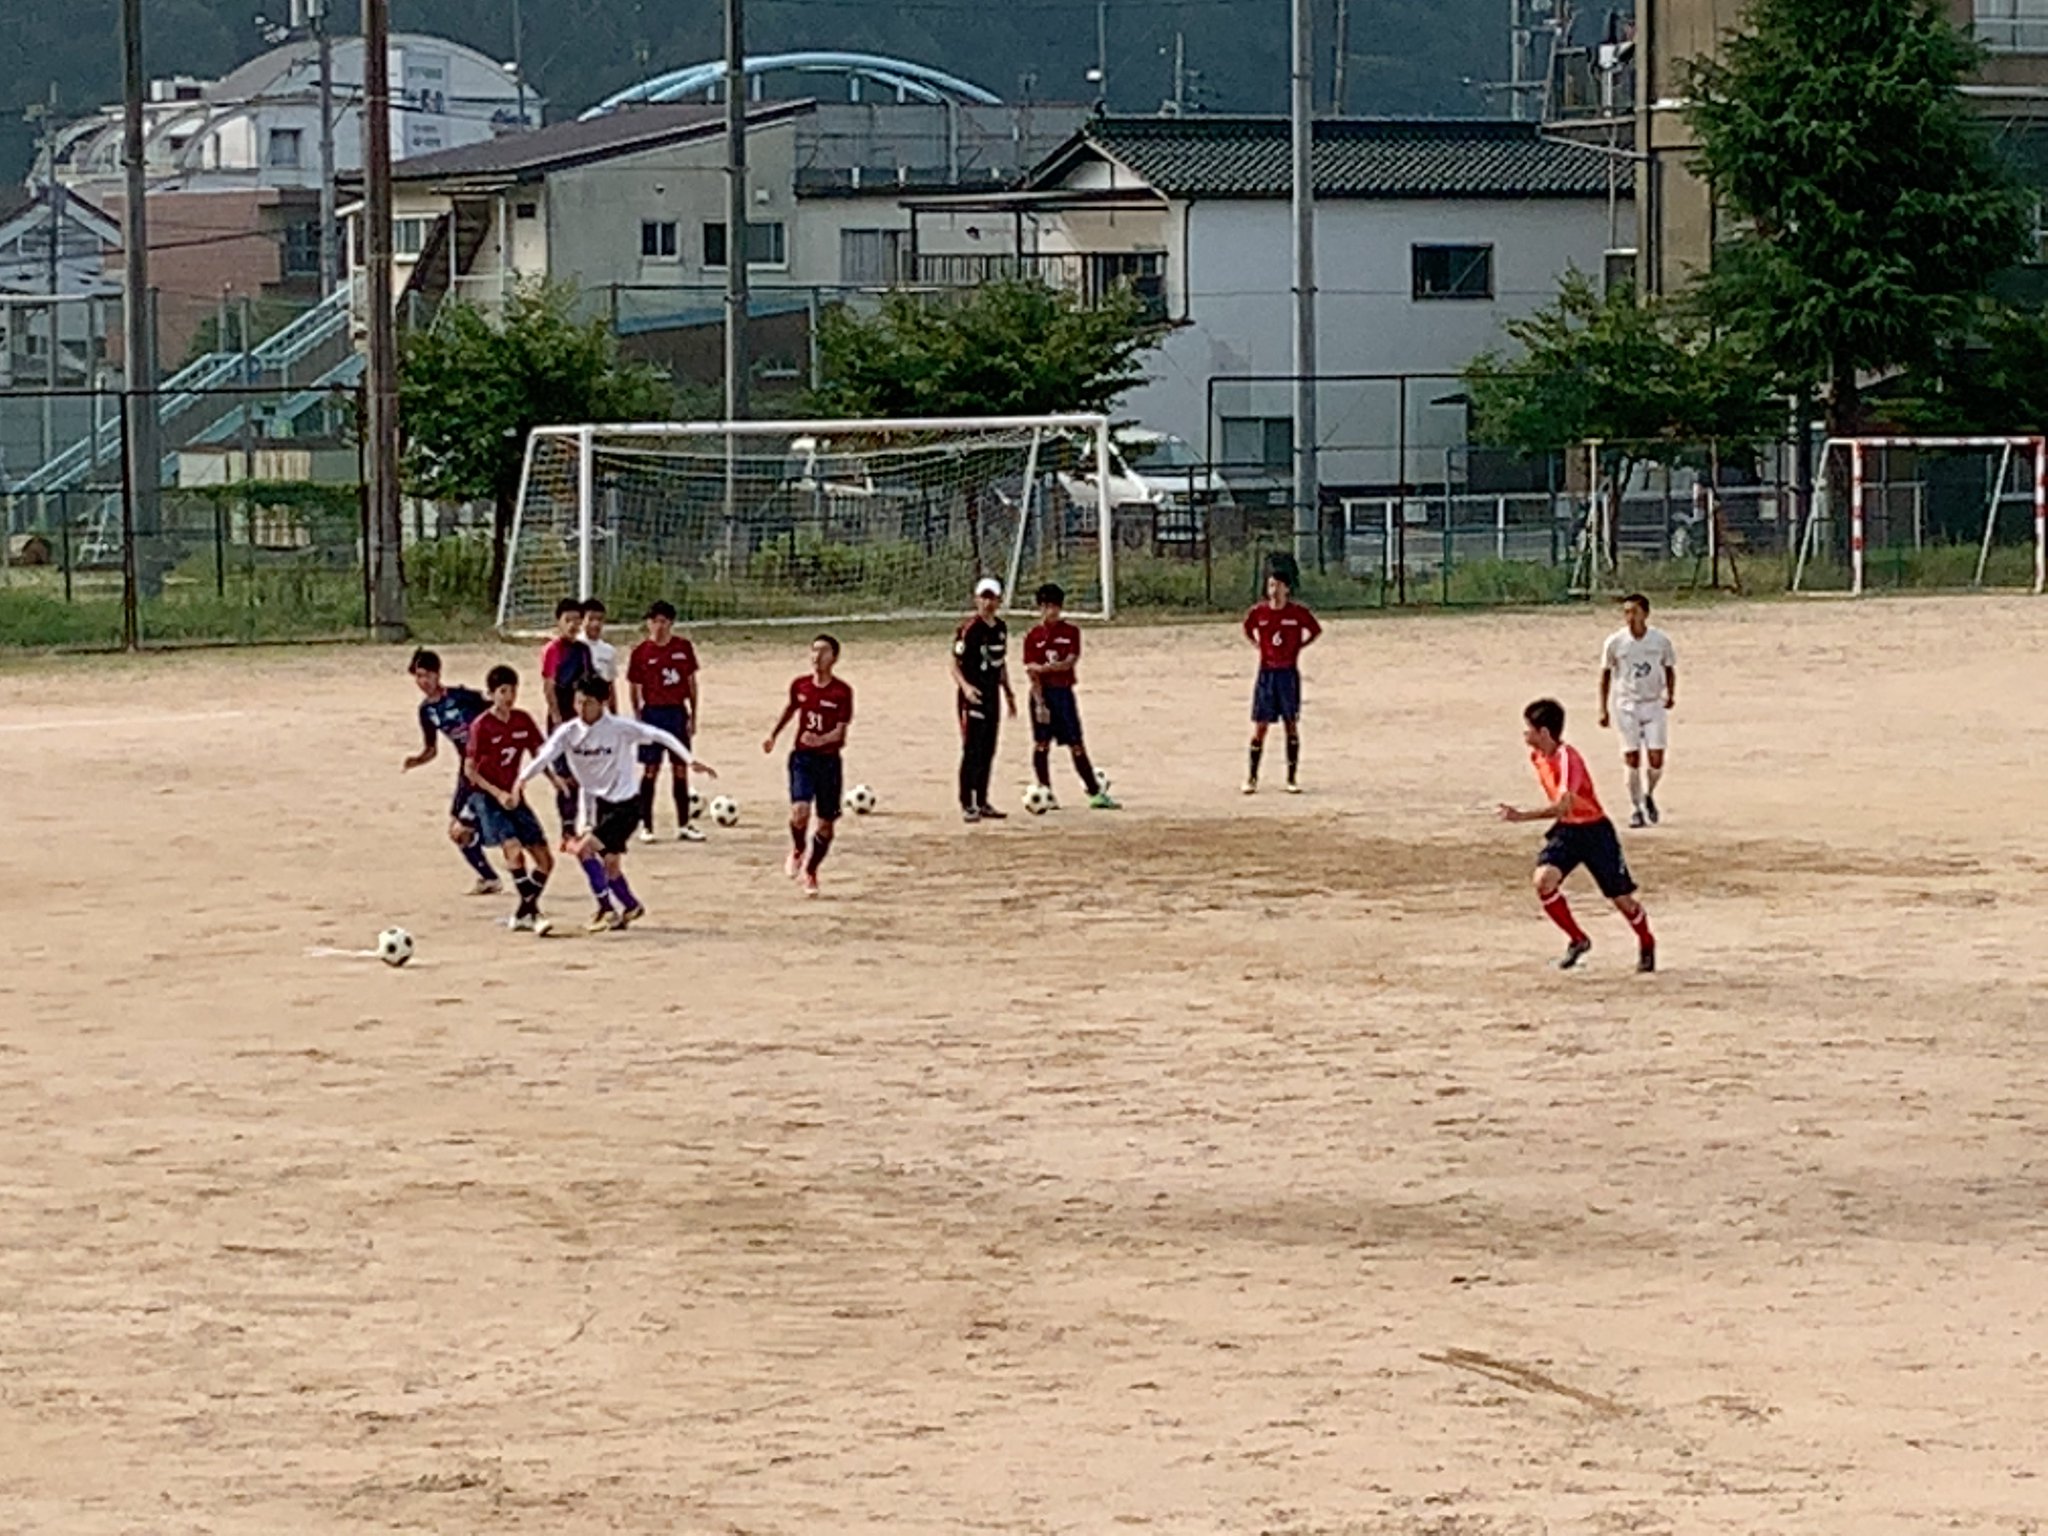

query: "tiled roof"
xmin=392 ymin=100 xmax=812 ymax=183
xmin=1061 ymin=116 xmax=1626 ymax=200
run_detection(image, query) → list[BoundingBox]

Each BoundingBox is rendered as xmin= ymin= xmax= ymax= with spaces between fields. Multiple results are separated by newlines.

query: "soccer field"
xmin=3 ymin=595 xmax=2046 ymax=1534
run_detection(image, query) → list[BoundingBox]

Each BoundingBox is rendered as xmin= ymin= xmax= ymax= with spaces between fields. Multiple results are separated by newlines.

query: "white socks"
xmin=1628 ymin=766 xmax=1644 ymax=809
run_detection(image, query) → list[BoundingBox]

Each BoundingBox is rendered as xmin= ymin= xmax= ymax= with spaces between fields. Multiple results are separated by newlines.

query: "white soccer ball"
xmin=1022 ymin=783 xmax=1057 ymax=816
xmin=848 ymin=783 xmax=878 ymax=815
xmin=688 ymin=787 xmax=707 ymax=820
xmin=709 ymin=794 xmax=741 ymax=828
xmin=376 ymin=927 xmax=415 ymax=967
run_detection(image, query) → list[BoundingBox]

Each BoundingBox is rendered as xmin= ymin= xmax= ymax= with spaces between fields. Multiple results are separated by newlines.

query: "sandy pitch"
xmin=2 ymin=596 xmax=2046 ymax=1535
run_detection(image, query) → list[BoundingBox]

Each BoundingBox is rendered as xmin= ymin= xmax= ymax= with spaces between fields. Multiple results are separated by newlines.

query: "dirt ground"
xmin=2 ymin=594 xmax=2046 ymax=1536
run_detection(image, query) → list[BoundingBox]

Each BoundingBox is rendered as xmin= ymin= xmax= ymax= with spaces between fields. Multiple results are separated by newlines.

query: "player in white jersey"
xmin=517 ymin=676 xmax=719 ymax=931
xmin=582 ymin=599 xmax=619 ymax=709
xmin=1598 ymin=593 xmax=1677 ymax=828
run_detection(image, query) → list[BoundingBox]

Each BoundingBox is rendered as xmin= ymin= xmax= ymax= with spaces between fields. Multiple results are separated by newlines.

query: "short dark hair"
xmin=575 ymin=674 xmax=613 ymax=703
xmin=814 ymin=632 xmax=841 ymax=658
xmin=1035 ymin=582 xmax=1066 ymax=607
xmin=1265 ymin=551 xmax=1301 ymax=590
xmin=408 ymin=647 xmax=441 ymax=674
xmin=583 ymin=597 xmax=606 ymax=616
xmin=1622 ymin=592 xmax=1651 ymax=613
xmin=555 ymin=596 xmax=586 ymax=618
xmin=485 ymin=664 xmax=518 ymax=692
xmin=1524 ymin=697 xmax=1566 ymax=738
xmin=645 ymin=599 xmax=677 ymax=621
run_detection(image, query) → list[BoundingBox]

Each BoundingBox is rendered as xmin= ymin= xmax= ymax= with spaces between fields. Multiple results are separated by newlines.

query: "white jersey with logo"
xmin=585 ymin=635 xmax=619 ymax=683
xmin=1602 ymin=626 xmax=1676 ymax=709
xmin=520 ymin=714 xmax=689 ymax=810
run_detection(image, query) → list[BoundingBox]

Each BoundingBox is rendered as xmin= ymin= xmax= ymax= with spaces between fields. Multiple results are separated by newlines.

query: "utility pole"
xmin=1290 ymin=0 xmax=1318 ymax=567
xmin=511 ymin=0 xmax=529 ymax=126
xmin=363 ymin=0 xmax=406 ymax=634
xmin=723 ymin=0 xmax=749 ymax=423
xmin=1171 ymin=32 xmax=1187 ymax=114
xmin=313 ymin=0 xmax=337 ymax=294
xmin=1332 ymin=0 xmax=1350 ymax=116
xmin=119 ymin=0 xmax=159 ymax=565
xmin=1097 ymin=0 xmax=1110 ymax=107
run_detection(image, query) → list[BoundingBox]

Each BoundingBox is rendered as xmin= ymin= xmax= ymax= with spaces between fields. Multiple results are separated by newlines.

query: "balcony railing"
xmin=911 ymin=250 xmax=1169 ymax=322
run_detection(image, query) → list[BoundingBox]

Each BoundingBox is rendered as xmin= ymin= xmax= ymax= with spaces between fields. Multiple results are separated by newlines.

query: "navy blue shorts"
xmin=638 ymin=704 xmax=691 ymax=765
xmin=1251 ymin=666 xmax=1302 ymax=724
xmin=450 ymin=774 xmax=480 ymax=822
xmin=473 ymin=792 xmax=547 ymax=849
xmin=789 ymin=750 xmax=845 ymax=821
xmin=1032 ymin=687 xmax=1084 ymax=747
xmin=1538 ymin=817 xmax=1638 ymax=900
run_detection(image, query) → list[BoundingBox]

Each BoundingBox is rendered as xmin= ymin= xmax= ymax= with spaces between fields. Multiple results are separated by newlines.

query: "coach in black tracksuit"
xmin=952 ymin=576 xmax=1017 ymax=823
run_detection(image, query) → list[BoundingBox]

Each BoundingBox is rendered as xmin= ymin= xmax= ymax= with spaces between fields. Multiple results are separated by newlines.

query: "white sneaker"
xmin=636 ymin=826 xmax=655 ymax=844
xmin=678 ymin=825 xmax=706 ymax=842
xmin=470 ymin=877 xmax=503 ymax=896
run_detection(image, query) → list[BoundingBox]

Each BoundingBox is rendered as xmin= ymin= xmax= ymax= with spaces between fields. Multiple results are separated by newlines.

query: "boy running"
xmin=763 ymin=634 xmax=854 ymax=897
xmin=1598 ymin=592 xmax=1678 ymax=828
xmin=1022 ymin=581 xmax=1118 ymax=810
xmin=952 ymin=576 xmax=1016 ymax=822
xmin=582 ymin=598 xmax=619 ymax=707
xmin=1497 ymin=696 xmax=1656 ymax=973
xmin=1242 ymin=565 xmax=1321 ymax=794
xmin=400 ymin=647 xmax=501 ymax=894
xmin=627 ymin=599 xmax=703 ymax=842
xmin=539 ymin=597 xmax=593 ymax=844
xmin=465 ymin=664 xmax=556 ymax=933
xmin=517 ymin=676 xmax=716 ymax=932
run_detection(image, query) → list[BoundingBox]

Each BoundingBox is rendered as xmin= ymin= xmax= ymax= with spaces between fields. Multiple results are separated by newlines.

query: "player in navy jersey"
xmin=400 ymin=648 xmax=501 ymax=893
xmin=763 ymin=634 xmax=854 ymax=897
xmin=540 ymin=598 xmax=593 ymax=844
xmin=951 ymin=577 xmax=1016 ymax=822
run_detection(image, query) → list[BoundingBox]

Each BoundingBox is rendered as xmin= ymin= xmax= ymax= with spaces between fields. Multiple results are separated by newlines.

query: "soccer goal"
xmin=496 ymin=415 xmax=1119 ymax=634
xmin=1792 ymin=436 xmax=2048 ymax=596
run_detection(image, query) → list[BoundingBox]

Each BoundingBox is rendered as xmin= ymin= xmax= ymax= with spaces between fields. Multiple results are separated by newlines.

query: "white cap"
xmin=974 ymin=577 xmax=1003 ymax=598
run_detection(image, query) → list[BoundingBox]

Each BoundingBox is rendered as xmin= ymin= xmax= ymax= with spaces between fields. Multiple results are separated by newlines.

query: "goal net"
xmin=1792 ymin=436 xmax=2047 ymax=595
xmin=497 ymin=415 xmax=1118 ymax=634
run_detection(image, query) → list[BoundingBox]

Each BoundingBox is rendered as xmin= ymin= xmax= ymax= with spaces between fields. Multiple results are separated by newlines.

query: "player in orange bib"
xmin=1496 ymin=696 xmax=1656 ymax=972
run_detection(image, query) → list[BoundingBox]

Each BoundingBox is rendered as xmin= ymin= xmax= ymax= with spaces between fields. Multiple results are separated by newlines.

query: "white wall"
xmin=1119 ymin=195 xmax=1627 ymax=487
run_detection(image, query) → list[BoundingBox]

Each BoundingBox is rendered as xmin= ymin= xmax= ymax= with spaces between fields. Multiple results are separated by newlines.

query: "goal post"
xmin=497 ymin=414 xmax=1118 ymax=634
xmin=1794 ymin=435 xmax=2047 ymax=596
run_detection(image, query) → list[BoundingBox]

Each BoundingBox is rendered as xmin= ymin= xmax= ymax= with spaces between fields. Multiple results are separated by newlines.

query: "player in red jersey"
xmin=1241 ymin=565 xmax=1321 ymax=794
xmin=762 ymin=634 xmax=854 ymax=897
xmin=1022 ymin=582 xmax=1118 ymax=810
xmin=1496 ymin=697 xmax=1656 ymax=972
xmin=627 ymin=599 xmax=703 ymax=842
xmin=464 ymin=664 xmax=557 ymax=933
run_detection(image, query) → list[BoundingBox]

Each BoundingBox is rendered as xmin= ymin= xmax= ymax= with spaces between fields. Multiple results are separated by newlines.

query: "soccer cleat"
xmin=802 ymin=871 xmax=820 ymax=898
xmin=786 ymin=847 xmax=805 ymax=879
xmin=1638 ymin=944 xmax=1657 ymax=974
xmin=1088 ymin=790 xmax=1121 ymax=810
xmin=618 ymin=902 xmax=647 ymax=928
xmin=587 ymin=907 xmax=623 ymax=934
xmin=1241 ymin=778 xmax=1258 ymax=795
xmin=962 ymin=805 xmax=982 ymax=824
xmin=1644 ymin=793 xmax=1661 ymax=826
xmin=508 ymin=911 xmax=535 ymax=932
xmin=531 ymin=916 xmax=554 ymax=938
xmin=678 ymin=825 xmax=706 ymax=843
xmin=470 ymin=877 xmax=503 ymax=897
xmin=978 ymin=803 xmax=1008 ymax=820
xmin=1284 ymin=780 xmax=1302 ymax=795
xmin=1556 ymin=937 xmax=1593 ymax=971
xmin=636 ymin=826 xmax=656 ymax=844
xmin=1628 ymin=809 xmax=1647 ymax=829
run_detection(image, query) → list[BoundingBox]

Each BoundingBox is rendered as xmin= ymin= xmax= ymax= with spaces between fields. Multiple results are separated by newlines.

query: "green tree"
xmin=398 ymin=282 xmax=675 ymax=589
xmin=1682 ymin=0 xmax=2029 ymax=434
xmin=1893 ymin=300 xmax=2048 ymax=433
xmin=816 ymin=280 xmax=1157 ymax=419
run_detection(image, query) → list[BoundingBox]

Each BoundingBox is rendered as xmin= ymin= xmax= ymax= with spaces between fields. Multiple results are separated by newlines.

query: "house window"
xmin=283 ymin=220 xmax=322 ymax=277
xmin=1412 ymin=244 xmax=1494 ymax=301
xmin=267 ymin=128 xmax=303 ymax=169
xmin=393 ymin=216 xmax=429 ymax=260
xmin=641 ymin=219 xmax=679 ymax=260
xmin=703 ymin=219 xmax=787 ymax=269
xmin=840 ymin=228 xmax=908 ymax=285
xmin=515 ymin=202 xmax=538 ymax=220
xmin=1220 ymin=416 xmax=1293 ymax=474
xmin=1978 ymin=0 xmax=2048 ymax=53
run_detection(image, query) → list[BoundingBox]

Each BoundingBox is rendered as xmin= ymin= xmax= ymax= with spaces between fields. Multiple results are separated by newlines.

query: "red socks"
xmin=1624 ymin=905 xmax=1655 ymax=950
xmin=1541 ymin=891 xmax=1589 ymax=944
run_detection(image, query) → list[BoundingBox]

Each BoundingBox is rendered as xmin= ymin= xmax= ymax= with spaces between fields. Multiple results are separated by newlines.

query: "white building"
xmin=906 ymin=116 xmax=1633 ymax=493
xmin=0 ymin=188 xmax=121 ymax=386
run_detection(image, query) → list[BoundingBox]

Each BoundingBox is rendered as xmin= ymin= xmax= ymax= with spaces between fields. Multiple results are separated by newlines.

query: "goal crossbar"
xmin=1806 ymin=435 xmax=2047 ymax=596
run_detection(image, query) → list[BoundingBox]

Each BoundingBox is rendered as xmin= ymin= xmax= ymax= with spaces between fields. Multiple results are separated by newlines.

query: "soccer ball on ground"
xmin=1022 ymin=783 xmax=1057 ymax=815
xmin=376 ymin=927 xmax=415 ymax=967
xmin=709 ymin=795 xmax=741 ymax=828
xmin=848 ymin=783 xmax=878 ymax=815
xmin=688 ymin=787 xmax=707 ymax=820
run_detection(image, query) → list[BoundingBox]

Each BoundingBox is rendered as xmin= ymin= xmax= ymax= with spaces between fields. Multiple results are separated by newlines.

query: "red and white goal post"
xmin=1794 ymin=436 xmax=2048 ymax=596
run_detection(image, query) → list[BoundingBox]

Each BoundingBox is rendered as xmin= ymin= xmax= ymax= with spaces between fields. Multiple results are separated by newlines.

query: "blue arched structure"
xmin=583 ymin=52 xmax=1004 ymax=118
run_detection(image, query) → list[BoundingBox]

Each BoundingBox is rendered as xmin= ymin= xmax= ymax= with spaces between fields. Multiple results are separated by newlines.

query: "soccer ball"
xmin=848 ymin=783 xmax=878 ymax=815
xmin=688 ymin=787 xmax=707 ymax=820
xmin=1022 ymin=783 xmax=1057 ymax=815
xmin=709 ymin=794 xmax=741 ymax=828
xmin=376 ymin=927 xmax=415 ymax=967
